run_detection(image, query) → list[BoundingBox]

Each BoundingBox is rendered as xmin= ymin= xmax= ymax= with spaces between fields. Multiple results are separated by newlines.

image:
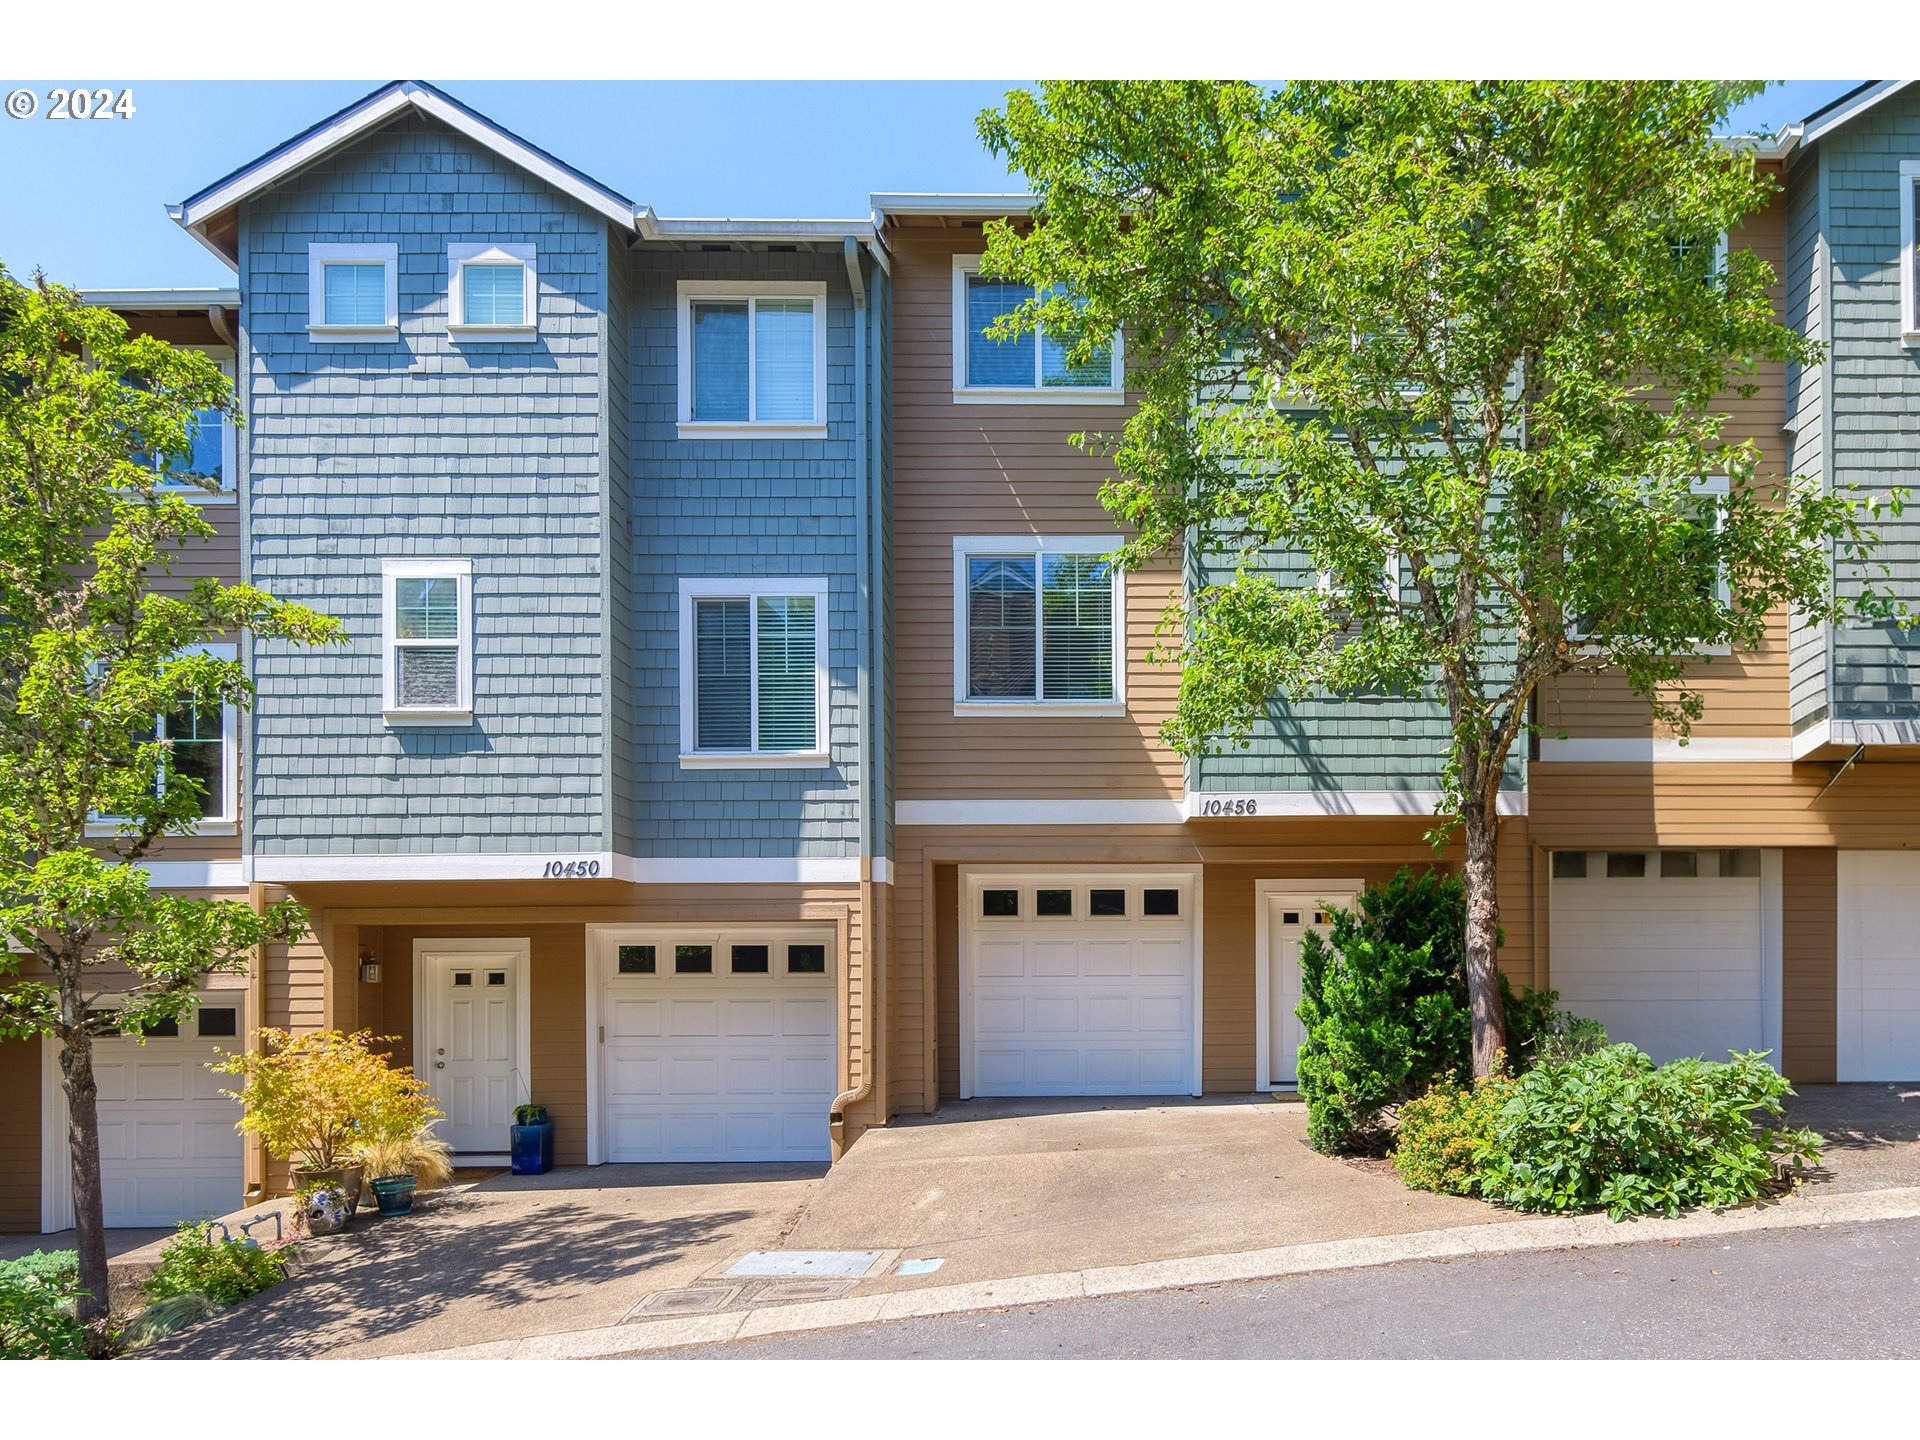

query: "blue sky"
xmin=0 ymin=80 xmax=1864 ymax=290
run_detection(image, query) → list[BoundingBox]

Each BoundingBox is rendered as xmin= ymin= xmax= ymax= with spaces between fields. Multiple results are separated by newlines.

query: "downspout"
xmin=830 ymin=235 xmax=872 ymax=1154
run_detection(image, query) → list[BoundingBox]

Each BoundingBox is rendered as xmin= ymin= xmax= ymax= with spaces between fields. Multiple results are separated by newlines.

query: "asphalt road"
xmin=649 ymin=1216 xmax=1920 ymax=1360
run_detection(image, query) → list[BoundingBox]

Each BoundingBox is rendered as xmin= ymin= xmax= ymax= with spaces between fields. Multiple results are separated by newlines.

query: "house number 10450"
xmin=542 ymin=859 xmax=602 ymax=878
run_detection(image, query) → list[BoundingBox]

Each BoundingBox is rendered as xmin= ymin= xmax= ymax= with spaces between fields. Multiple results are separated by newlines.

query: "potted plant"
xmin=353 ymin=1118 xmax=451 ymax=1219
xmin=294 ymin=1178 xmax=352 ymax=1237
xmin=209 ymin=1028 xmax=428 ymax=1219
xmin=510 ymin=1103 xmax=554 ymax=1175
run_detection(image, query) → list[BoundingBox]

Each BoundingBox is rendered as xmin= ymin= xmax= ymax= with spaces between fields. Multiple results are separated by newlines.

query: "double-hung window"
xmin=953 ymin=537 xmax=1124 ymax=715
xmin=308 ymin=243 xmax=400 ymax=341
xmin=1901 ymin=160 xmax=1920 ymax=345
xmin=381 ymin=559 xmax=473 ymax=724
xmin=678 ymin=577 xmax=829 ymax=767
xmin=951 ymin=254 xmax=1121 ymax=403
xmin=676 ymin=281 xmax=828 ymax=439
xmin=87 ymin=642 xmax=238 ymax=834
xmin=448 ymin=243 xmax=537 ymax=339
xmin=129 ymin=350 xmax=237 ymax=501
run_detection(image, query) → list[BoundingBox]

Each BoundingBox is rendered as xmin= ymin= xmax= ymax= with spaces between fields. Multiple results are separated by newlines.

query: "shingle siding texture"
xmin=241 ymin=115 xmax=608 ymax=854
xmin=1814 ymin=94 xmax=1920 ymax=720
xmin=1785 ymin=144 xmax=1831 ymax=727
xmin=622 ymin=249 xmax=862 ymax=857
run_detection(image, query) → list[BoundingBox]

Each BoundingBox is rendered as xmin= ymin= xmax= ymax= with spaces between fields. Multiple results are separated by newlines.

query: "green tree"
xmin=0 ymin=270 xmax=340 ymax=1348
xmin=977 ymin=81 xmax=1900 ymax=1078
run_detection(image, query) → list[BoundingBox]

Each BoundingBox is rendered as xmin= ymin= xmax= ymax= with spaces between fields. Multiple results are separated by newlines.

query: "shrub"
xmin=0 ymin=1260 xmax=90 ymax=1359
xmin=121 ymin=1292 xmax=221 ymax=1350
xmin=210 ymin=1028 xmax=439 ymax=1171
xmin=1296 ymin=868 xmax=1473 ymax=1152
xmin=1500 ymin=983 xmax=1609 ymax=1072
xmin=144 ymin=1222 xmax=290 ymax=1307
xmin=1393 ymin=1074 xmax=1517 ymax=1196
xmin=1478 ymin=1045 xmax=1824 ymax=1220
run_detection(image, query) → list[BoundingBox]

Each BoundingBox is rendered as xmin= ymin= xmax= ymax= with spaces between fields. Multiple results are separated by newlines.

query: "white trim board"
xmin=896 ymin=800 xmax=1185 ymax=827
xmin=1182 ymin=790 xmax=1528 ymax=819
xmin=1538 ymin=737 xmax=1796 ymax=763
xmin=245 ymin=853 xmax=869 ymax=885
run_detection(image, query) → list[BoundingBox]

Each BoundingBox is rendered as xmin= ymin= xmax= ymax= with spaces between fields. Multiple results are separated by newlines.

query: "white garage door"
xmin=49 ymin=1001 xmax=246 ymax=1229
xmin=963 ymin=871 xmax=1197 ymax=1098
xmin=1549 ymin=848 xmax=1779 ymax=1065
xmin=1838 ymin=852 xmax=1920 ymax=1080
xmin=596 ymin=928 xmax=837 ymax=1162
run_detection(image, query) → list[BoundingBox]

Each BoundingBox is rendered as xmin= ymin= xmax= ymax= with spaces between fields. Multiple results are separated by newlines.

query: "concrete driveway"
xmin=136 ymin=1085 xmax=1920 ymax=1359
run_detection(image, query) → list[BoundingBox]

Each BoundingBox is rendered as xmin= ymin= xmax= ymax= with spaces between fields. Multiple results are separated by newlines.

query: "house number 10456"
xmin=1195 ymin=798 xmax=1259 ymax=817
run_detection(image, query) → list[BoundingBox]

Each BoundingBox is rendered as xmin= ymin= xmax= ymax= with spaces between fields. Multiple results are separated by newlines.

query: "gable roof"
xmin=171 ymin=80 xmax=639 ymax=265
xmin=1798 ymin=80 xmax=1915 ymax=147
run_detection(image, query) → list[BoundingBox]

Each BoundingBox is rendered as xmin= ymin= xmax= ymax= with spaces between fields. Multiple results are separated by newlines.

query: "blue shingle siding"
xmin=240 ymin=115 xmax=608 ymax=854
xmin=606 ymin=230 xmax=639 ymax=854
xmin=1785 ymin=144 xmax=1831 ymax=729
xmin=1801 ymin=93 xmax=1920 ymax=722
xmin=621 ymin=248 xmax=863 ymax=858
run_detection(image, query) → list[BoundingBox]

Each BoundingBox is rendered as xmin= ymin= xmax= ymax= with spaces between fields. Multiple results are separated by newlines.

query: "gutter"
xmin=829 ymin=234 xmax=873 ymax=1156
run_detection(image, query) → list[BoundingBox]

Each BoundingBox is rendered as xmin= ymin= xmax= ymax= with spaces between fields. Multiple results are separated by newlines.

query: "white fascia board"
xmin=176 ymin=81 xmax=637 ymax=239
xmin=246 ymin=853 xmax=865 ymax=884
xmin=638 ymin=209 xmax=876 ymax=244
xmin=138 ymin=860 xmax=247 ymax=889
xmin=870 ymin=192 xmax=1036 ymax=221
xmin=897 ymin=800 xmax=1186 ymax=826
xmin=78 ymin=287 xmax=241 ymax=309
xmin=1182 ymin=790 xmax=1528 ymax=819
xmin=1537 ymin=737 xmax=1797 ymax=763
xmin=1801 ymin=81 xmax=1912 ymax=147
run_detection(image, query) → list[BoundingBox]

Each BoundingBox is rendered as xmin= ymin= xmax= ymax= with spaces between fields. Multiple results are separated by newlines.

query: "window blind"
xmin=694 ymin=598 xmax=751 ymax=749
xmin=462 ymin=262 xmax=525 ymax=326
xmin=1041 ymin=554 xmax=1115 ymax=700
xmin=323 ymin=262 xmax=386 ymax=326
xmin=755 ymin=594 xmax=817 ymax=751
xmin=965 ymin=275 xmax=1037 ymax=387
xmin=692 ymin=302 xmax=750 ymax=421
xmin=393 ymin=576 xmax=461 ymax=708
xmin=967 ymin=556 xmax=1038 ymax=698
xmin=754 ymin=299 xmax=815 ymax=422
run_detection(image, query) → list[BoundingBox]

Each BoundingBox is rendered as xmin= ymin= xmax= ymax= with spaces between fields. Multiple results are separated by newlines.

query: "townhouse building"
xmin=7 ymin=79 xmax=1920 ymax=1234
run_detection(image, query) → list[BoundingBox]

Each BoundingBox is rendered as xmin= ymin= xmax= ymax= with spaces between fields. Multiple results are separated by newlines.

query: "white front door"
xmin=1260 ymin=888 xmax=1354 ymax=1087
xmin=418 ymin=943 xmax=526 ymax=1156
xmin=962 ymin=871 xmax=1199 ymax=1098
xmin=1838 ymin=852 xmax=1920 ymax=1080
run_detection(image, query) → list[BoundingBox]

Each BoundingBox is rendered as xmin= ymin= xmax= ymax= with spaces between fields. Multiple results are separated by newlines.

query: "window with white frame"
xmin=675 ymin=281 xmax=828 ymax=438
xmin=678 ymin=578 xmax=829 ymax=766
xmin=381 ymin=559 xmax=473 ymax=723
xmin=88 ymin=643 xmax=238 ymax=832
xmin=951 ymin=254 xmax=1121 ymax=402
xmin=129 ymin=350 xmax=237 ymax=500
xmin=952 ymin=537 xmax=1124 ymax=713
xmin=308 ymin=243 xmax=399 ymax=340
xmin=1569 ymin=475 xmax=1729 ymax=650
xmin=1901 ymin=160 xmax=1920 ymax=343
xmin=448 ymin=243 xmax=537 ymax=337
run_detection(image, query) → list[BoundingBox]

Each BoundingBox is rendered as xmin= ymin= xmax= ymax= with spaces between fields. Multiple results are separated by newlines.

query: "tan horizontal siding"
xmin=1530 ymin=760 xmax=1920 ymax=847
xmin=891 ymin=228 xmax=1181 ymax=802
xmin=1539 ymin=185 xmax=1792 ymax=741
xmin=0 ymin=1033 xmax=41 ymax=1232
xmin=1782 ymin=848 xmax=1838 ymax=1084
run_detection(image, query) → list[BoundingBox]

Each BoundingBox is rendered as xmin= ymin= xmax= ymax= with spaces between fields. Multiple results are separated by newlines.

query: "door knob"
xmin=435 ymin=1061 xmax=445 ymax=1069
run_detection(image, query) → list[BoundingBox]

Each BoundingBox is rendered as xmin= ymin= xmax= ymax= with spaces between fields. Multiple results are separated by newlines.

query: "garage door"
xmin=596 ymin=928 xmax=837 ymax=1162
xmin=70 ymin=1001 xmax=245 ymax=1228
xmin=1549 ymin=848 xmax=1778 ymax=1065
xmin=1838 ymin=852 xmax=1920 ymax=1080
xmin=963 ymin=872 xmax=1197 ymax=1097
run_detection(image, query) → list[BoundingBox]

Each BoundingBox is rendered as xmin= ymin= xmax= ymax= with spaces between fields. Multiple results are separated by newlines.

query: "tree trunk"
xmin=1461 ymin=797 xmax=1509 ymax=1078
xmin=59 ymin=1035 xmax=113 ymax=1353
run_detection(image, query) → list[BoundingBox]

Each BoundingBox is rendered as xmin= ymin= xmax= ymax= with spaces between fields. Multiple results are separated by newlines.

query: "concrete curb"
xmin=397 ymin=1184 xmax=1920 ymax=1360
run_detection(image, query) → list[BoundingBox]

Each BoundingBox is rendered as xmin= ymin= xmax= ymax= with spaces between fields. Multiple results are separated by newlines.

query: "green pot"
xmin=369 ymin=1174 xmax=417 ymax=1217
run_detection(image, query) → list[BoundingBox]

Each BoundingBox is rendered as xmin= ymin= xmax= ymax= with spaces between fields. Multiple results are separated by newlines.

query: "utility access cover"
xmin=724 ymin=1250 xmax=888 ymax=1279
